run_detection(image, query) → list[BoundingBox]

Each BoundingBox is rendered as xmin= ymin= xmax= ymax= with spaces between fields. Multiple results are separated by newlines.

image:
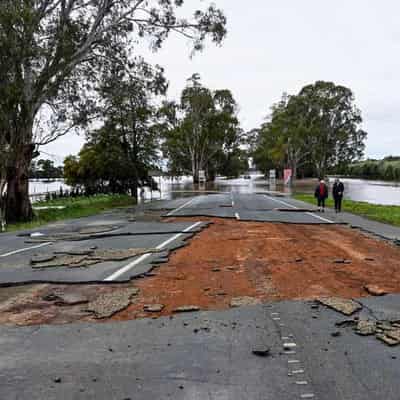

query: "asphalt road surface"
xmin=0 ymin=193 xmax=333 ymax=285
xmin=1 ymin=192 xmax=400 ymax=399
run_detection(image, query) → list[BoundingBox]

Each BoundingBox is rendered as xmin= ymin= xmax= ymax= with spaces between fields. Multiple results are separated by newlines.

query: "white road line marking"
xmin=284 ymin=350 xmax=296 ymax=354
xmin=166 ymin=198 xmax=196 ymax=216
xmin=235 ymin=212 xmax=240 ymax=220
xmin=292 ymin=369 xmax=305 ymax=374
xmin=300 ymin=394 xmax=315 ymax=399
xmin=272 ymin=317 xmax=281 ymax=321
xmin=104 ymin=221 xmax=203 ymax=281
xmin=305 ymin=211 xmax=333 ymax=223
xmin=296 ymin=381 xmax=308 ymax=385
xmin=288 ymin=360 xmax=300 ymax=364
xmin=271 ymin=312 xmax=280 ymax=316
xmin=265 ymin=196 xmax=334 ymax=224
xmin=283 ymin=342 xmax=297 ymax=348
xmin=0 ymin=242 xmax=52 ymax=258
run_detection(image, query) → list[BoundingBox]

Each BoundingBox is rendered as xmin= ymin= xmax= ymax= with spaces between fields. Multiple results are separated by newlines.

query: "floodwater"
xmin=29 ymin=176 xmax=400 ymax=206
xmin=29 ymin=179 xmax=70 ymax=195
xmin=158 ymin=175 xmax=400 ymax=206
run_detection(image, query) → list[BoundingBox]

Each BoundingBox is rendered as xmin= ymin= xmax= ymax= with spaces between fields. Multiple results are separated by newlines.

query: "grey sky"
xmin=43 ymin=0 xmax=400 ymax=163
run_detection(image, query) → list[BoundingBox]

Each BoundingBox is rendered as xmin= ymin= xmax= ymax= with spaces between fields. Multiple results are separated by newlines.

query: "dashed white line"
xmin=288 ymin=360 xmax=300 ymax=364
xmin=300 ymin=394 xmax=315 ymax=399
xmin=283 ymin=342 xmax=297 ymax=348
xmin=0 ymin=242 xmax=52 ymax=258
xmin=296 ymin=381 xmax=308 ymax=385
xmin=292 ymin=369 xmax=305 ymax=374
xmin=265 ymin=196 xmax=334 ymax=224
xmin=166 ymin=198 xmax=196 ymax=216
xmin=104 ymin=221 xmax=203 ymax=281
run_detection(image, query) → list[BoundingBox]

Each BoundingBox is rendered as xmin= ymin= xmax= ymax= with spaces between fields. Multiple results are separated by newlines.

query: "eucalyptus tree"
xmin=162 ymin=75 xmax=242 ymax=182
xmin=0 ymin=0 xmax=226 ymax=222
xmin=297 ymin=81 xmax=367 ymax=177
xmin=253 ymin=82 xmax=367 ymax=179
xmin=94 ymin=60 xmax=167 ymax=198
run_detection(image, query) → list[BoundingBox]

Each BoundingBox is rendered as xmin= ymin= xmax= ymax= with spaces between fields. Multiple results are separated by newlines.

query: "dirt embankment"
xmin=1 ymin=217 xmax=400 ymax=326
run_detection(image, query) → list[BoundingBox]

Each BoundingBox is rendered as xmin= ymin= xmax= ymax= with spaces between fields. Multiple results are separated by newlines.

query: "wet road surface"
xmin=1 ymin=191 xmax=400 ymax=399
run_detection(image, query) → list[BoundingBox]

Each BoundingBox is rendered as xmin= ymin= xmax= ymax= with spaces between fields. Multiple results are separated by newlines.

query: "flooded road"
xmin=156 ymin=175 xmax=400 ymax=206
xmin=30 ymin=175 xmax=400 ymax=206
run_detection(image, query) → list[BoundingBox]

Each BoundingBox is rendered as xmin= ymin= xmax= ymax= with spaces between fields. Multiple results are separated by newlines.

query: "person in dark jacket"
xmin=314 ymin=179 xmax=328 ymax=212
xmin=332 ymin=178 xmax=344 ymax=213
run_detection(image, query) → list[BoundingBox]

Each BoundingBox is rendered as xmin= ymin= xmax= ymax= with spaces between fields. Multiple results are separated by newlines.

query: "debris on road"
xmin=355 ymin=319 xmax=376 ymax=336
xmin=230 ymin=296 xmax=261 ymax=308
xmin=143 ymin=304 xmax=165 ymax=313
xmin=364 ymin=285 xmax=388 ymax=296
xmin=31 ymin=255 xmax=57 ymax=264
xmin=25 ymin=225 xmax=121 ymax=242
xmin=376 ymin=334 xmax=399 ymax=346
xmin=252 ymin=347 xmax=271 ymax=357
xmin=43 ymin=291 xmax=89 ymax=306
xmin=173 ymin=305 xmax=200 ymax=313
xmin=31 ymin=248 xmax=162 ymax=269
xmin=317 ymin=297 xmax=362 ymax=316
xmin=328 ymin=306 xmax=400 ymax=346
xmin=86 ymin=288 xmax=139 ymax=318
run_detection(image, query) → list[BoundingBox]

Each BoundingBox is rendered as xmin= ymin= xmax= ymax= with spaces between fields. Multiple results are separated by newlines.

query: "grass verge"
xmin=4 ymin=194 xmax=135 ymax=233
xmin=294 ymin=193 xmax=400 ymax=227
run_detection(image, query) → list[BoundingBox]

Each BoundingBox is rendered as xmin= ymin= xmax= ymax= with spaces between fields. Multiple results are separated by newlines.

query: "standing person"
xmin=333 ymin=178 xmax=344 ymax=213
xmin=314 ymin=179 xmax=328 ymax=212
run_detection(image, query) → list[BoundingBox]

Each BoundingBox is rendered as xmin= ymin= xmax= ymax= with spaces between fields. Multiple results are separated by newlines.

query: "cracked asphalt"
xmin=1 ymin=191 xmax=400 ymax=399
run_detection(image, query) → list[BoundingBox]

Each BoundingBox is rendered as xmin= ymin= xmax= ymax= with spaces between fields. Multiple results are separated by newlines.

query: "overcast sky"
xmin=43 ymin=0 xmax=400 ymax=164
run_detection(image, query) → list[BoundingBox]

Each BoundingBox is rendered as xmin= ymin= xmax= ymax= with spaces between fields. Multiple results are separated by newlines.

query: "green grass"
xmin=4 ymin=194 xmax=135 ymax=233
xmin=293 ymin=193 xmax=400 ymax=227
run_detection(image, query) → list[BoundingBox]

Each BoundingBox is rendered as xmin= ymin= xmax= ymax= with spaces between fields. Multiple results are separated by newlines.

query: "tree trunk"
xmin=192 ymin=155 xmax=199 ymax=184
xmin=5 ymin=144 xmax=34 ymax=223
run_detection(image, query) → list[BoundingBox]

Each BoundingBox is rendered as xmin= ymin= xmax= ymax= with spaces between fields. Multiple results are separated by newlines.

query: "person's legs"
xmin=317 ymin=198 xmax=322 ymax=211
xmin=338 ymin=196 xmax=343 ymax=212
xmin=334 ymin=196 xmax=338 ymax=212
xmin=321 ymin=198 xmax=325 ymax=212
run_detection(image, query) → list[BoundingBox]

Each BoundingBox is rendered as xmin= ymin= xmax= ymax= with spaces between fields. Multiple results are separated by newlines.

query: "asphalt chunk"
xmin=317 ymin=297 xmax=362 ymax=316
xmin=31 ymin=248 xmax=162 ymax=269
xmin=86 ymin=288 xmax=140 ymax=319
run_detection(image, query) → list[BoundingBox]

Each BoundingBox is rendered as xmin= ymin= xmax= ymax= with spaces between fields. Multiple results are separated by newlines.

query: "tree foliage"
xmin=0 ymin=0 xmax=227 ymax=222
xmin=64 ymin=60 xmax=166 ymax=197
xmin=162 ymin=75 xmax=244 ymax=182
xmin=253 ymin=81 xmax=367 ymax=179
xmin=30 ymin=159 xmax=63 ymax=179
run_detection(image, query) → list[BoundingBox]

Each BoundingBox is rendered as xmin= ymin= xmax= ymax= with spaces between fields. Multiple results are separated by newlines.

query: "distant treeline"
xmin=30 ymin=159 xmax=63 ymax=180
xmin=342 ymin=156 xmax=400 ymax=181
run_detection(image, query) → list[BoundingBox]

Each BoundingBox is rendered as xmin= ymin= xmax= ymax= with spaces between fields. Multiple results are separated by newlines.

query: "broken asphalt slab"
xmin=0 ymin=221 xmax=209 ymax=285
